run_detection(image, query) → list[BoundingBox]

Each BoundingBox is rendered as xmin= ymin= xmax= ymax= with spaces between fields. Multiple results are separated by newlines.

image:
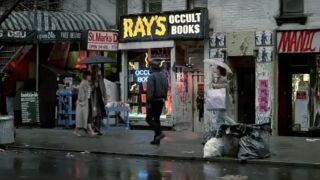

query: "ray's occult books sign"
xmin=119 ymin=9 xmax=208 ymax=42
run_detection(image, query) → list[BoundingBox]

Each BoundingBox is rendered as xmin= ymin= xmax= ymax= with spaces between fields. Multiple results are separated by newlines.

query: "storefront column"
xmin=170 ymin=44 xmax=177 ymax=125
xmin=120 ymin=50 xmax=128 ymax=102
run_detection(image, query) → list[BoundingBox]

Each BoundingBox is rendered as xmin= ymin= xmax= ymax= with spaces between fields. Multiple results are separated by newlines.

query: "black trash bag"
xmin=222 ymin=135 xmax=239 ymax=157
xmin=238 ymin=128 xmax=271 ymax=160
xmin=218 ymin=123 xmax=253 ymax=138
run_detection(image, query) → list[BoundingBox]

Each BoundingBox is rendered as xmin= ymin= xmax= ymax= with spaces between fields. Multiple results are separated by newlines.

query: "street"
xmin=0 ymin=149 xmax=319 ymax=180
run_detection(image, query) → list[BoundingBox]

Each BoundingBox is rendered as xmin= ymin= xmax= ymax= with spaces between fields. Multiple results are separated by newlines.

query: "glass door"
xmin=292 ymin=74 xmax=310 ymax=131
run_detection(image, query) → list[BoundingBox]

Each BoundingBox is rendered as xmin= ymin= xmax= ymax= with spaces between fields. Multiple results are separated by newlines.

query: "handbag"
xmin=205 ymin=88 xmax=226 ymax=110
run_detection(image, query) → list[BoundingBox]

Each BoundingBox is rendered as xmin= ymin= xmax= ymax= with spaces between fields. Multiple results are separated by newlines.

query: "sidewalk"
xmin=8 ymin=128 xmax=320 ymax=167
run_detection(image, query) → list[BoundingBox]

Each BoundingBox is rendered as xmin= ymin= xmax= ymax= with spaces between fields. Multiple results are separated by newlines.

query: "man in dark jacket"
xmin=146 ymin=60 xmax=169 ymax=145
xmin=2 ymin=69 xmax=16 ymax=116
xmin=91 ymin=65 xmax=108 ymax=135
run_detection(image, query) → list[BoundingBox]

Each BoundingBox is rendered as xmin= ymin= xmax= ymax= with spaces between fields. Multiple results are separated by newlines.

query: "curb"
xmin=8 ymin=145 xmax=320 ymax=168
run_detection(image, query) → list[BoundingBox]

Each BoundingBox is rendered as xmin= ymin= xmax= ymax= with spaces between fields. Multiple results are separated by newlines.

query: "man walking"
xmin=91 ymin=65 xmax=108 ymax=135
xmin=146 ymin=60 xmax=169 ymax=145
xmin=2 ymin=69 xmax=16 ymax=116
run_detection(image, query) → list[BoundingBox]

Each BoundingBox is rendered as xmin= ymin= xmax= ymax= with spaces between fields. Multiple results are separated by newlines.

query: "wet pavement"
xmin=0 ymin=149 xmax=319 ymax=180
xmin=10 ymin=129 xmax=320 ymax=166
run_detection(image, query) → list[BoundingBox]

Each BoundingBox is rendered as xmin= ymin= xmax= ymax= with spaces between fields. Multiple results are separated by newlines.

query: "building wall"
xmin=162 ymin=0 xmax=187 ymax=11
xmin=207 ymin=0 xmax=278 ymax=32
xmin=127 ymin=0 xmax=143 ymax=14
xmin=207 ymin=0 xmax=320 ymax=32
xmin=62 ymin=0 xmax=116 ymax=27
xmin=206 ymin=0 xmax=278 ymax=133
xmin=206 ymin=0 xmax=320 ymax=135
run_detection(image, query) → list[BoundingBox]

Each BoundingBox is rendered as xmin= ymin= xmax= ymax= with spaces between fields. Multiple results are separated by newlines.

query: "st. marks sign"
xmin=119 ymin=9 xmax=208 ymax=42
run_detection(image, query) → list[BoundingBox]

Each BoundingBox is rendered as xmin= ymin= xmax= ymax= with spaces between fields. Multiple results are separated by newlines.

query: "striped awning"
xmin=0 ymin=10 xmax=110 ymax=42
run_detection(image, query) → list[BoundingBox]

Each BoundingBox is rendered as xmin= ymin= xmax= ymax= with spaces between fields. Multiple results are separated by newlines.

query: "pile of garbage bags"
xmin=203 ymin=123 xmax=271 ymax=160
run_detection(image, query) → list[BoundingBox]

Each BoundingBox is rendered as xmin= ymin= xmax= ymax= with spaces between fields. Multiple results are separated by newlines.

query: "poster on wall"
xmin=256 ymin=72 xmax=271 ymax=124
xmin=255 ymin=31 xmax=273 ymax=46
xmin=210 ymin=32 xmax=226 ymax=48
xmin=209 ymin=48 xmax=225 ymax=59
xmin=256 ymin=47 xmax=273 ymax=63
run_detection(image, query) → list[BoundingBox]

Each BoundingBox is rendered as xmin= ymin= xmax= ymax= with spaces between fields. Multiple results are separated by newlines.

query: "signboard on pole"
xmin=87 ymin=31 xmax=118 ymax=51
xmin=21 ymin=92 xmax=40 ymax=124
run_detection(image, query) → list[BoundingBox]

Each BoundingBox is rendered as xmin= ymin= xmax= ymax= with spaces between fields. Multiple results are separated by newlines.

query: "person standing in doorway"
xmin=2 ymin=69 xmax=16 ymax=117
xmin=146 ymin=60 xmax=169 ymax=145
xmin=91 ymin=65 xmax=108 ymax=135
xmin=74 ymin=71 xmax=97 ymax=137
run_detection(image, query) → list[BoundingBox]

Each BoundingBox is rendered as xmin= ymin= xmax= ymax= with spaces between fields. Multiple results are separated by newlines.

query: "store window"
xmin=187 ymin=0 xmax=207 ymax=9
xmin=143 ymin=0 xmax=161 ymax=13
xmin=275 ymin=0 xmax=307 ymax=25
xmin=281 ymin=0 xmax=304 ymax=15
xmin=127 ymin=48 xmax=171 ymax=121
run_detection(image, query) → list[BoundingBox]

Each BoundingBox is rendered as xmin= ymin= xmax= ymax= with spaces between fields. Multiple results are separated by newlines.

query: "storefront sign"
xmin=119 ymin=9 xmax=208 ymax=42
xmin=87 ymin=31 xmax=118 ymax=51
xmin=0 ymin=30 xmax=82 ymax=42
xmin=37 ymin=31 xmax=82 ymax=42
xmin=277 ymin=30 xmax=320 ymax=53
xmin=135 ymin=69 xmax=150 ymax=82
xmin=0 ymin=30 xmax=35 ymax=42
xmin=21 ymin=92 xmax=40 ymax=124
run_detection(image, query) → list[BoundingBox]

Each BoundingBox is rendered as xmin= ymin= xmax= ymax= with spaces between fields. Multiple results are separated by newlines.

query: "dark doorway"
xmin=237 ymin=67 xmax=256 ymax=124
xmin=230 ymin=57 xmax=256 ymax=124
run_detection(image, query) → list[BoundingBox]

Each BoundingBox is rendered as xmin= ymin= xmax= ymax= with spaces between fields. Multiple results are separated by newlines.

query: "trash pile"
xmin=203 ymin=123 xmax=271 ymax=160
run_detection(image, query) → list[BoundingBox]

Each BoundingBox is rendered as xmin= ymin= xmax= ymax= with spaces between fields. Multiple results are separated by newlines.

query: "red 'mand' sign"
xmin=277 ymin=30 xmax=320 ymax=53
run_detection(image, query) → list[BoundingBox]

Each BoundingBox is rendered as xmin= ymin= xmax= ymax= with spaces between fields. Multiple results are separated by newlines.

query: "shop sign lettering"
xmin=277 ymin=30 xmax=320 ymax=53
xmin=135 ymin=69 xmax=150 ymax=82
xmin=60 ymin=32 xmax=81 ymax=39
xmin=87 ymin=31 xmax=118 ymax=51
xmin=122 ymin=15 xmax=167 ymax=38
xmin=120 ymin=9 xmax=208 ymax=42
xmin=38 ymin=31 xmax=56 ymax=40
xmin=0 ymin=30 xmax=27 ymax=38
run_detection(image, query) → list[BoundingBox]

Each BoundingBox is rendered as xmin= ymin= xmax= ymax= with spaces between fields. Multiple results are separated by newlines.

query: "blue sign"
xmin=135 ymin=69 xmax=150 ymax=82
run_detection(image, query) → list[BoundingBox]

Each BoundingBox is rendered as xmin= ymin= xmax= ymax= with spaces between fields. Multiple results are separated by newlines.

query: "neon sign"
xmin=135 ymin=69 xmax=150 ymax=82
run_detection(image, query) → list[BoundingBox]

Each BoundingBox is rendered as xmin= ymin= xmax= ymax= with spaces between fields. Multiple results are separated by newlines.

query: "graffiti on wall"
xmin=277 ymin=30 xmax=320 ymax=53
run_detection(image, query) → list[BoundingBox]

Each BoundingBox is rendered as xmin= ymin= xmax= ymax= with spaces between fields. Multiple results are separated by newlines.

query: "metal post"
xmin=170 ymin=43 xmax=176 ymax=126
xmin=36 ymin=43 xmax=39 ymax=92
xmin=121 ymin=51 xmax=128 ymax=102
xmin=87 ymin=0 xmax=91 ymax=12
